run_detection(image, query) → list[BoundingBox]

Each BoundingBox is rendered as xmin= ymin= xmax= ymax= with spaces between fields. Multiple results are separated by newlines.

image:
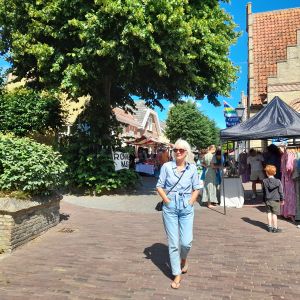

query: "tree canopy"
xmin=165 ymin=100 xmax=220 ymax=149
xmin=0 ymin=0 xmax=238 ymax=143
xmin=0 ymin=88 xmax=63 ymax=136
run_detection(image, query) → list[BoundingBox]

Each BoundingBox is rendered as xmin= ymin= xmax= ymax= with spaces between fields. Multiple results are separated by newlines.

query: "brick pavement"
xmin=0 ymin=178 xmax=300 ymax=299
xmin=0 ymin=201 xmax=300 ymax=299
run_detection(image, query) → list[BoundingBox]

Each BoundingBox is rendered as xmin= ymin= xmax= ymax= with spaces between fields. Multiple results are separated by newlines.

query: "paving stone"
xmin=0 ymin=178 xmax=299 ymax=299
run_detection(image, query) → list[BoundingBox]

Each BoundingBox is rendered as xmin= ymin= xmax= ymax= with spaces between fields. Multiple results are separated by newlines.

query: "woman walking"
xmin=156 ymin=139 xmax=200 ymax=289
xmin=202 ymin=145 xmax=218 ymax=208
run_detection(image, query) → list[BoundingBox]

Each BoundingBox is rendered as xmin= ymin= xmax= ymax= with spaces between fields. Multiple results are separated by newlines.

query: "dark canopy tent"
xmin=219 ymin=96 xmax=300 ymax=215
xmin=220 ymin=96 xmax=300 ymax=141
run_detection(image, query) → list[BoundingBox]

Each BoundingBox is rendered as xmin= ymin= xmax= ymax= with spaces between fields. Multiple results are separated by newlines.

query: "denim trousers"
xmin=162 ymin=197 xmax=194 ymax=276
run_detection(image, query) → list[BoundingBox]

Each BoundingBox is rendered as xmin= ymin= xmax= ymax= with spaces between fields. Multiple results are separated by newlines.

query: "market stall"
xmin=129 ymin=135 xmax=169 ymax=176
xmin=220 ymin=96 xmax=300 ymax=215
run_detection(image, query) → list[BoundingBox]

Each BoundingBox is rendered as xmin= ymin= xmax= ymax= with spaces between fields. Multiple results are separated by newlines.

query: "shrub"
xmin=61 ymin=137 xmax=139 ymax=194
xmin=0 ymin=134 xmax=67 ymax=195
xmin=0 ymin=87 xmax=63 ymax=136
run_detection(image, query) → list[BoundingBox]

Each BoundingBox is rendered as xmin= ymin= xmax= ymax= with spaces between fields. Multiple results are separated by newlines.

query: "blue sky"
xmin=154 ymin=0 xmax=300 ymax=129
xmin=1 ymin=0 xmax=300 ymax=129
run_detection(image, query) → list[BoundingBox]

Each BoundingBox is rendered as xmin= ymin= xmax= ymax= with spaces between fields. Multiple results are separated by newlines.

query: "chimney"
xmin=246 ymin=2 xmax=252 ymax=33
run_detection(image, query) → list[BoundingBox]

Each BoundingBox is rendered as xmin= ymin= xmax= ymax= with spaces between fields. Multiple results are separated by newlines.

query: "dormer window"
xmin=147 ymin=116 xmax=153 ymax=131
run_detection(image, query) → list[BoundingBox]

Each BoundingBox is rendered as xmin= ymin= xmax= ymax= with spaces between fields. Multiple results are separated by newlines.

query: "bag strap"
xmin=166 ymin=167 xmax=187 ymax=195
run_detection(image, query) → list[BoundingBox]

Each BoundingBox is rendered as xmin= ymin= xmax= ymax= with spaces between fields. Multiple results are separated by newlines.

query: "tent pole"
xmin=221 ymin=140 xmax=226 ymax=215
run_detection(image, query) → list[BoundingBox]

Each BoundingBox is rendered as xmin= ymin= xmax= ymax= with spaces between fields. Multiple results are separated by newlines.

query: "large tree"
xmin=165 ymin=100 xmax=219 ymax=149
xmin=0 ymin=0 xmax=238 ymax=144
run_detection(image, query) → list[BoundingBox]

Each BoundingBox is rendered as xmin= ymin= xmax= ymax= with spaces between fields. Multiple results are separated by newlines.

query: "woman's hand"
xmin=188 ymin=199 xmax=195 ymax=206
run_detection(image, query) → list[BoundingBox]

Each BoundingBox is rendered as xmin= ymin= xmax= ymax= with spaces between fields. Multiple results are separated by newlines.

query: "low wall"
xmin=0 ymin=195 xmax=61 ymax=253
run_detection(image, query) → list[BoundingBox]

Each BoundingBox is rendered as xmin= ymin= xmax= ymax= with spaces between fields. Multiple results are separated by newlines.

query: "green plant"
xmin=166 ymin=100 xmax=220 ymax=149
xmin=0 ymin=0 xmax=239 ymax=144
xmin=0 ymin=190 xmax=31 ymax=200
xmin=61 ymin=136 xmax=139 ymax=194
xmin=0 ymin=87 xmax=64 ymax=136
xmin=0 ymin=134 xmax=67 ymax=195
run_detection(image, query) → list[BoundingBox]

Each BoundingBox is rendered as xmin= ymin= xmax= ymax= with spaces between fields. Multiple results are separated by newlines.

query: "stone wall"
xmin=0 ymin=197 xmax=60 ymax=253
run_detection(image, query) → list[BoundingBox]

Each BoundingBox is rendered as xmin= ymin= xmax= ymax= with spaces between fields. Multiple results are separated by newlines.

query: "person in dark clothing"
xmin=264 ymin=144 xmax=282 ymax=180
xmin=262 ymin=165 xmax=284 ymax=233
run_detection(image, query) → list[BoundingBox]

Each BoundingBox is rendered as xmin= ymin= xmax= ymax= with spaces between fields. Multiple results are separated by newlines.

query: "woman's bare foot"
xmin=171 ymin=275 xmax=181 ymax=289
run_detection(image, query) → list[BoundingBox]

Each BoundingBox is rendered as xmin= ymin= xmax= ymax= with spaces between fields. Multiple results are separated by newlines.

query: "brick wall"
xmin=0 ymin=199 xmax=60 ymax=253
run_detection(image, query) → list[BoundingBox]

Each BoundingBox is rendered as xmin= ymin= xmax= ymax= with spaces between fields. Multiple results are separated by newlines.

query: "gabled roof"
xmin=133 ymin=101 xmax=162 ymax=134
xmin=134 ymin=101 xmax=149 ymax=126
xmin=220 ymin=96 xmax=300 ymax=141
xmin=251 ymin=7 xmax=300 ymax=106
xmin=113 ymin=101 xmax=162 ymax=134
xmin=113 ymin=107 xmax=140 ymax=127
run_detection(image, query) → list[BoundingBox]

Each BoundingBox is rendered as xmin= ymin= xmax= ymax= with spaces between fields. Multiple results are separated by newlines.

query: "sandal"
xmin=171 ymin=279 xmax=181 ymax=289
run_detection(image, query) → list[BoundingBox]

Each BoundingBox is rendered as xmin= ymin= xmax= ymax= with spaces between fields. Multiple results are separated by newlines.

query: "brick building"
xmin=247 ymin=3 xmax=300 ymax=112
xmin=246 ymin=3 xmax=300 ymax=146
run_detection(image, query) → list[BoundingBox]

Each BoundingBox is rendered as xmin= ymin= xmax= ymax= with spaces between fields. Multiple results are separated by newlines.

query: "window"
xmin=147 ymin=117 xmax=153 ymax=131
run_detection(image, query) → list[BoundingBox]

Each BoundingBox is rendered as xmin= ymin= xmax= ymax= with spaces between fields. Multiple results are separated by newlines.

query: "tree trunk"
xmin=88 ymin=76 xmax=113 ymax=144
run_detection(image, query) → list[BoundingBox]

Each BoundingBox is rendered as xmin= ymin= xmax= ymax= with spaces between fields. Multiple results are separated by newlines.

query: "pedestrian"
xmin=201 ymin=145 xmax=218 ymax=208
xmin=156 ymin=139 xmax=200 ymax=289
xmin=262 ymin=165 xmax=284 ymax=233
xmin=264 ymin=144 xmax=282 ymax=180
xmin=247 ymin=148 xmax=265 ymax=199
xmin=213 ymin=148 xmax=223 ymax=187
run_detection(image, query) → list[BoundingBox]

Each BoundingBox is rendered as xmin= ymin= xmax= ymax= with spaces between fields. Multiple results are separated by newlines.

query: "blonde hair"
xmin=172 ymin=139 xmax=195 ymax=164
xmin=208 ymin=144 xmax=216 ymax=152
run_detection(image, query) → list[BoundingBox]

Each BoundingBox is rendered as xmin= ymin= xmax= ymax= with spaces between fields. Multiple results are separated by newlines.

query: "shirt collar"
xmin=171 ymin=161 xmax=190 ymax=170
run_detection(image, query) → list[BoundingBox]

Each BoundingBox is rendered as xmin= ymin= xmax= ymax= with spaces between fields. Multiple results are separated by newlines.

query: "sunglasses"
xmin=173 ymin=148 xmax=186 ymax=154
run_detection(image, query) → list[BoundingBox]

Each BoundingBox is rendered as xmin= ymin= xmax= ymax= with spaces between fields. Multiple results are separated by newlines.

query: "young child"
xmin=262 ymin=165 xmax=284 ymax=233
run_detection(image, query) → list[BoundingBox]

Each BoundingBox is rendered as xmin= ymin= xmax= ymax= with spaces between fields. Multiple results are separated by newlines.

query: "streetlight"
xmin=235 ymin=101 xmax=246 ymax=154
xmin=235 ymin=102 xmax=245 ymax=121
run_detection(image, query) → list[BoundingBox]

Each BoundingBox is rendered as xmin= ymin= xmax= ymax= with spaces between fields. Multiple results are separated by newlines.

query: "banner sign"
xmin=224 ymin=101 xmax=240 ymax=128
xmin=112 ymin=152 xmax=129 ymax=171
xmin=271 ymin=138 xmax=288 ymax=146
xmin=225 ymin=116 xmax=240 ymax=127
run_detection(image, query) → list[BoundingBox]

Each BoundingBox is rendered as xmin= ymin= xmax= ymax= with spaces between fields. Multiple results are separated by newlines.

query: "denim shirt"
xmin=156 ymin=161 xmax=200 ymax=209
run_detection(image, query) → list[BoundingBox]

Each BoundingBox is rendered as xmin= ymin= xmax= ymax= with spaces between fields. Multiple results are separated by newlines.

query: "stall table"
xmin=220 ymin=177 xmax=244 ymax=208
xmin=135 ymin=163 xmax=155 ymax=175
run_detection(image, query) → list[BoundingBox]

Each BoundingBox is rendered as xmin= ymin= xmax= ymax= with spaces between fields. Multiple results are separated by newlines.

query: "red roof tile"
xmin=113 ymin=107 xmax=140 ymax=127
xmin=252 ymin=8 xmax=300 ymax=105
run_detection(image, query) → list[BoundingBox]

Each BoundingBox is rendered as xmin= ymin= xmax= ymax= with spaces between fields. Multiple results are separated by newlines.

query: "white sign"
xmin=113 ymin=152 xmax=129 ymax=171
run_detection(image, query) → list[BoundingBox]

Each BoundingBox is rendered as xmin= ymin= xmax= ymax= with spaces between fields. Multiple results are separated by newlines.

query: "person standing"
xmin=247 ymin=148 xmax=265 ymax=199
xmin=262 ymin=165 xmax=284 ymax=232
xmin=264 ymin=144 xmax=282 ymax=180
xmin=156 ymin=139 xmax=200 ymax=289
xmin=201 ymin=145 xmax=218 ymax=208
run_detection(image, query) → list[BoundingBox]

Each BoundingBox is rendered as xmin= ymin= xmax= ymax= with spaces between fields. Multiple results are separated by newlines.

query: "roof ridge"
xmin=253 ymin=7 xmax=300 ymax=16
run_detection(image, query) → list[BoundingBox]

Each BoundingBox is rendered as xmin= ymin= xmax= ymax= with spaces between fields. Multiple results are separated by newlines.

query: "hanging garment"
xmin=292 ymin=153 xmax=300 ymax=221
xmin=280 ymin=151 xmax=296 ymax=219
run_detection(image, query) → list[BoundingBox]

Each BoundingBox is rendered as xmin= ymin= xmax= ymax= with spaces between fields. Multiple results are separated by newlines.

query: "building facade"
xmin=246 ymin=3 xmax=300 ymax=147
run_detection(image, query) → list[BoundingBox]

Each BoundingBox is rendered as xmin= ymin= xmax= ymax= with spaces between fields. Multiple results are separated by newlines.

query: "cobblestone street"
xmin=0 ymin=178 xmax=299 ymax=299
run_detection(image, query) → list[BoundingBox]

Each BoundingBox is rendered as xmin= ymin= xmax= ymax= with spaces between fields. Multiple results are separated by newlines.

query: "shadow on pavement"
xmin=129 ymin=175 xmax=158 ymax=195
xmin=143 ymin=243 xmax=172 ymax=279
xmin=241 ymin=217 xmax=267 ymax=231
xmin=60 ymin=213 xmax=70 ymax=222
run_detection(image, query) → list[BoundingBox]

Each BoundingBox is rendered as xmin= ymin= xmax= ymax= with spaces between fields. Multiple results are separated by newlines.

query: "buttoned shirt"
xmin=156 ymin=161 xmax=200 ymax=209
